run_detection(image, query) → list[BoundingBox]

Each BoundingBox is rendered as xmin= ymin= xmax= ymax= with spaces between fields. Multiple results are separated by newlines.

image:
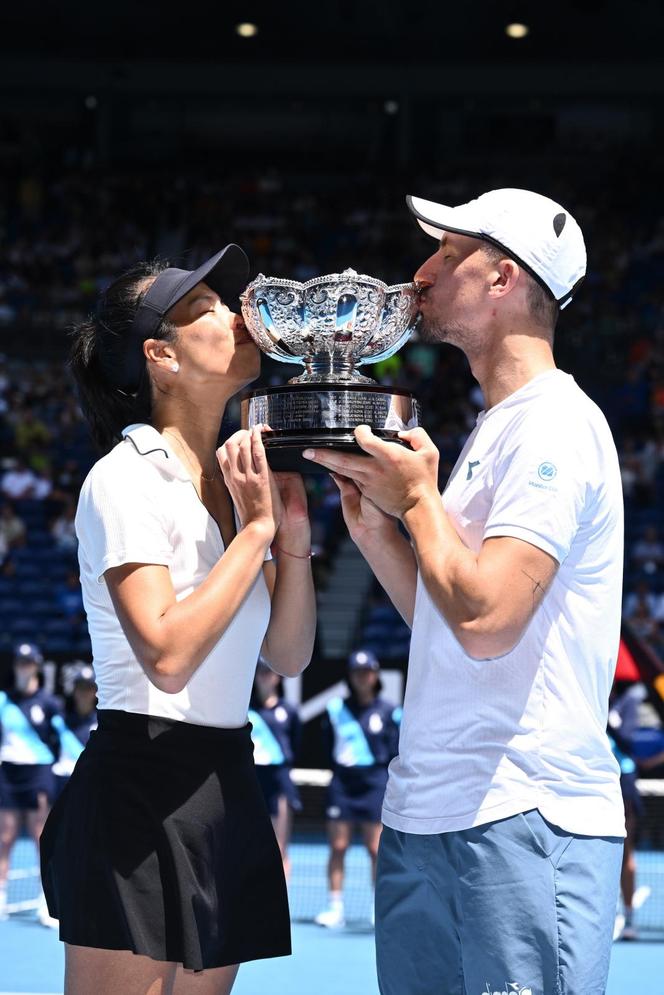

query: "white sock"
xmin=329 ymin=890 xmax=343 ymax=910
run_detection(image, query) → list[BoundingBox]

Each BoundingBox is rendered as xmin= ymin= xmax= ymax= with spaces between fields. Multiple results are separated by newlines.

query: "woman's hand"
xmin=217 ymin=427 xmax=283 ymax=540
xmin=330 ymin=471 xmax=398 ymax=548
xmin=272 ymin=472 xmax=311 ymax=555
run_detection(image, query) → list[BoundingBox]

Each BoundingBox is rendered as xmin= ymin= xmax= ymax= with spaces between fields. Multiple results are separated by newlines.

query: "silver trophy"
xmin=240 ymin=268 xmax=421 ymax=472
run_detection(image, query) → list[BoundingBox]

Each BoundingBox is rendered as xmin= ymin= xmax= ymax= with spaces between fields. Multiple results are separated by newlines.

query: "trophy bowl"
xmin=240 ymin=269 xmax=421 ymax=472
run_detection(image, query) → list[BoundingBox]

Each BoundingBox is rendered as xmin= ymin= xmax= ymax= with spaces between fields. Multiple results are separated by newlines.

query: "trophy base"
xmin=261 ymin=432 xmax=411 ymax=473
xmin=241 ymin=384 xmax=421 ymax=474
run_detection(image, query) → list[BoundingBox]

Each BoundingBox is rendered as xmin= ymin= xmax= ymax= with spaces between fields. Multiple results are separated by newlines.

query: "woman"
xmin=315 ymin=649 xmax=400 ymax=929
xmin=0 ymin=642 xmax=60 ymax=927
xmin=40 ymin=245 xmax=317 ymax=995
xmin=51 ymin=664 xmax=98 ymax=798
xmin=248 ymin=658 xmax=302 ymax=879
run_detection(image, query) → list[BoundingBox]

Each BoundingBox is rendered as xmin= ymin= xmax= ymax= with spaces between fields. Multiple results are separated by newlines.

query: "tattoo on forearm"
xmin=522 ymin=569 xmax=545 ymax=613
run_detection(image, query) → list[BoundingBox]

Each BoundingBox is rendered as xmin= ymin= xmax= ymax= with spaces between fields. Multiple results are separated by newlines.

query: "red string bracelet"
xmin=271 ymin=544 xmax=314 ymax=559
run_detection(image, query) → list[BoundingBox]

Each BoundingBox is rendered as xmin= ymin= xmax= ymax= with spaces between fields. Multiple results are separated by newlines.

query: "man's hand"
xmin=303 ymin=424 xmax=440 ymax=520
xmin=330 ymin=471 xmax=398 ymax=547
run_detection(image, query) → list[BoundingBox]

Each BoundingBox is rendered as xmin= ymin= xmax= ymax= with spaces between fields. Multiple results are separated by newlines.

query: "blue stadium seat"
xmin=32 ymin=599 xmax=56 ymax=616
xmin=361 ymin=622 xmax=393 ymax=641
xmin=0 ymin=598 xmax=22 ymax=614
xmin=26 ymin=530 xmax=56 ymax=548
xmin=367 ymin=604 xmax=401 ymax=624
xmin=13 ymin=563 xmax=44 ymax=579
xmin=16 ymin=580 xmax=52 ymax=597
xmin=43 ymin=636 xmax=77 ymax=655
xmin=8 ymin=617 xmax=39 ymax=637
xmin=43 ymin=561 xmax=77 ymax=580
xmin=43 ymin=618 xmax=76 ymax=635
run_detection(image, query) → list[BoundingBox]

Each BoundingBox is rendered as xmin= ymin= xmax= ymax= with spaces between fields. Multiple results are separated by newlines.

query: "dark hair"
xmin=479 ymin=243 xmax=560 ymax=332
xmin=69 ymin=260 xmax=178 ymax=452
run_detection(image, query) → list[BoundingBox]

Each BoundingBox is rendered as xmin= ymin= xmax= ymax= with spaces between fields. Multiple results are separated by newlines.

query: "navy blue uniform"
xmin=249 ymin=700 xmax=302 ymax=817
xmin=0 ymin=688 xmax=62 ymax=808
xmin=323 ymin=695 xmax=401 ymax=823
xmin=52 ymin=708 xmax=98 ymax=795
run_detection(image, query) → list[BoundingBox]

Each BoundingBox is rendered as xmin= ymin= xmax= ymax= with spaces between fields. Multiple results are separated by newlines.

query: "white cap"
xmin=407 ymin=188 xmax=586 ymax=309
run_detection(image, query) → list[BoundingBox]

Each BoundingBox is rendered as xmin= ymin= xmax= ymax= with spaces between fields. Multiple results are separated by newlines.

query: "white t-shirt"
xmin=75 ymin=423 xmax=271 ymax=728
xmin=383 ymin=370 xmax=626 ymax=838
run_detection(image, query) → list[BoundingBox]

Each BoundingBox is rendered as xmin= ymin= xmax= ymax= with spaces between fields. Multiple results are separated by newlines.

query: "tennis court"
xmin=2 ymin=831 xmax=664 ymax=994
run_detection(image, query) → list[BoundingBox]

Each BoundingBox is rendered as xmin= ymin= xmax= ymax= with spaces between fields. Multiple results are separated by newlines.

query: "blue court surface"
xmin=1 ymin=915 xmax=662 ymax=995
xmin=1 ymin=838 xmax=662 ymax=994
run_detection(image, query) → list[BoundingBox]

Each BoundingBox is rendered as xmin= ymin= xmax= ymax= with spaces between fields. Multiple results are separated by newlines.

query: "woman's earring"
xmin=170 ymin=363 xmax=179 ymax=373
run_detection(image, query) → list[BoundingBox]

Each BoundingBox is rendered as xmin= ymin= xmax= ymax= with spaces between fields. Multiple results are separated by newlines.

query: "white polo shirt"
xmin=382 ymin=370 xmax=626 ymax=838
xmin=75 ymin=424 xmax=271 ymax=728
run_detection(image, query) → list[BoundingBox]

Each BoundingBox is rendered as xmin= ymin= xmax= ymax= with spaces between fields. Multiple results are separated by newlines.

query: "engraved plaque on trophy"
xmin=240 ymin=269 xmax=421 ymax=472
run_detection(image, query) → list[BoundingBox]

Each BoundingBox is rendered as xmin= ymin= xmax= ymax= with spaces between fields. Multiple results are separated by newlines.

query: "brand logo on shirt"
xmin=30 ymin=705 xmax=45 ymax=725
xmin=467 ymin=460 xmax=481 ymax=480
xmin=537 ymin=462 xmax=557 ymax=481
xmin=369 ymin=712 xmax=384 ymax=733
xmin=481 ymin=983 xmax=533 ymax=995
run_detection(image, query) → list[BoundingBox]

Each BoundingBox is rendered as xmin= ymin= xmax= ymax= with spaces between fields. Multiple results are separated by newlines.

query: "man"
xmin=303 ymin=188 xmax=624 ymax=995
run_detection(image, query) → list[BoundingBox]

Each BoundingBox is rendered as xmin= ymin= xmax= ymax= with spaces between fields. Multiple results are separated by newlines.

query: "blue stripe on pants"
xmin=375 ymin=810 xmax=623 ymax=995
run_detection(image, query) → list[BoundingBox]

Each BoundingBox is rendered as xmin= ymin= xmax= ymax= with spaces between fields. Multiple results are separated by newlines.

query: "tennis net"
xmin=5 ymin=774 xmax=664 ymax=936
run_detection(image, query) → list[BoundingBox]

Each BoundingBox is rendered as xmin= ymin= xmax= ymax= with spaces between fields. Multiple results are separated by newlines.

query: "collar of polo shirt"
xmin=121 ymin=424 xmax=192 ymax=483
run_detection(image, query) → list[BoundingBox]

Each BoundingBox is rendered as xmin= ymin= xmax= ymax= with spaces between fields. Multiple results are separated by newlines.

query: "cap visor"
xmin=407 ymin=194 xmax=482 ymax=242
xmin=166 ymin=244 xmax=250 ymax=312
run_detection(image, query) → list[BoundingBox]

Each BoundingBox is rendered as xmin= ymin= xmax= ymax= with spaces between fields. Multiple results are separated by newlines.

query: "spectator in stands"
xmin=0 ymin=502 xmax=26 ymax=551
xmin=0 ymin=457 xmax=37 ymax=500
xmin=0 ymin=643 xmax=61 ymax=927
xmin=315 ymin=650 xmax=400 ymax=929
xmin=30 ymin=465 xmax=54 ymax=500
xmin=54 ymin=570 xmax=85 ymax=625
xmin=13 ymin=407 xmax=51 ymax=455
xmin=50 ymin=497 xmax=78 ymax=552
xmin=632 ymin=525 xmax=664 ymax=573
xmin=249 ymin=658 xmax=302 ymax=879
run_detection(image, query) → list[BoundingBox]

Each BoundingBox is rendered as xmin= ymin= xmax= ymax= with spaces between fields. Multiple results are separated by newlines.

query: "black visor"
xmin=105 ymin=244 xmax=250 ymax=392
xmin=132 ymin=244 xmax=250 ymax=342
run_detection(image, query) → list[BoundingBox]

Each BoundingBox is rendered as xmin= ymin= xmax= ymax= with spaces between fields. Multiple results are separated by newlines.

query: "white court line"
xmin=0 ymin=992 xmax=62 ymax=994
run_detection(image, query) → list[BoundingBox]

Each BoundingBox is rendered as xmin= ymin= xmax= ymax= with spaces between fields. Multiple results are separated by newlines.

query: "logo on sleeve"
xmin=537 ymin=462 xmax=557 ymax=481
xmin=528 ymin=460 xmax=558 ymax=493
xmin=467 ymin=460 xmax=481 ymax=480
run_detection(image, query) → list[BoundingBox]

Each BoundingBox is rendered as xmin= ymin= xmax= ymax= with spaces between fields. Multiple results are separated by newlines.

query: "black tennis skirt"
xmin=40 ymin=709 xmax=291 ymax=971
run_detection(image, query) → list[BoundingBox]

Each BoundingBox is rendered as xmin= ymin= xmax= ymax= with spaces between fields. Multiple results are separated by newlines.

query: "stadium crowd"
xmin=0 ymin=161 xmax=663 ymax=943
xmin=0 ymin=160 xmax=663 ymax=666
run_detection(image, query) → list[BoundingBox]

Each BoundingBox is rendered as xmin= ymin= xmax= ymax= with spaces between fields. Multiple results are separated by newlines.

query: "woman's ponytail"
xmin=69 ymin=261 xmax=177 ymax=453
